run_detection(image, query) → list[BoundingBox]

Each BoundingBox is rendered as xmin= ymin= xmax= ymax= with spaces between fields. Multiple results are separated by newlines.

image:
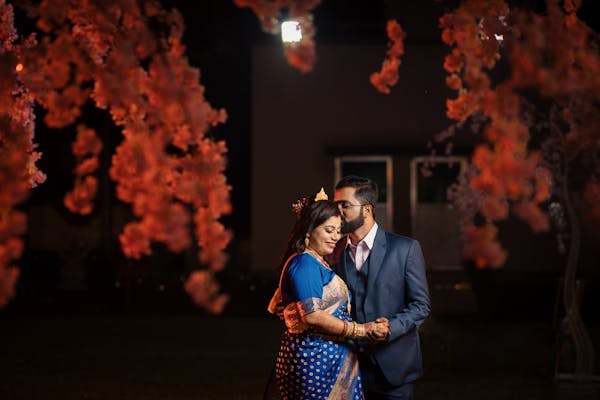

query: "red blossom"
xmin=446 ymin=74 xmax=462 ymax=90
xmin=444 ymin=0 xmax=599 ymax=269
xmin=64 ymin=175 xmax=98 ymax=215
xmin=1 ymin=0 xmax=233 ymax=312
xmin=119 ymin=222 xmax=152 ymax=260
xmin=461 ymin=223 xmax=507 ymax=268
xmin=75 ymin=156 xmax=100 ymax=176
xmin=0 ymin=212 xmax=26 ymax=241
xmin=284 ymin=39 xmax=316 ymax=74
xmin=443 ymin=48 xmax=464 ymax=73
xmin=0 ymin=238 xmax=24 ymax=264
xmin=234 ymin=1 xmax=321 ymax=73
xmin=481 ymin=196 xmax=509 ymax=220
xmin=72 ymin=125 xmax=103 ymax=157
xmin=512 ymin=202 xmax=550 ymax=232
xmin=370 ymin=19 xmax=405 ymax=94
xmin=0 ymin=264 xmax=19 ymax=308
xmin=184 ymin=270 xmax=229 ymax=315
xmin=0 ymin=0 xmax=17 ymax=52
xmin=65 ymin=126 xmax=102 ymax=214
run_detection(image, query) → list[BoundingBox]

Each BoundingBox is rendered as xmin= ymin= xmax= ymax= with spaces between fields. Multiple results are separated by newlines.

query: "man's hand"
xmin=364 ymin=317 xmax=390 ymax=342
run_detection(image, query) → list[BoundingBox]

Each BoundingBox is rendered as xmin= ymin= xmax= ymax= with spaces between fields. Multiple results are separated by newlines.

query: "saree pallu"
xmin=270 ymin=258 xmax=363 ymax=400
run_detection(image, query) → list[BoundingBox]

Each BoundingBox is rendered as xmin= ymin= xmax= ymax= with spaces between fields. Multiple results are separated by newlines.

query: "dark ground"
xmin=2 ymin=311 xmax=599 ymax=400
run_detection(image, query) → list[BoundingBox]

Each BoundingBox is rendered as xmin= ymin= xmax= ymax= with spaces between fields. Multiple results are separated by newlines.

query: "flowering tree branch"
xmin=0 ymin=0 xmax=232 ymax=313
xmin=234 ymin=0 xmax=321 ymax=73
xmin=370 ymin=19 xmax=406 ymax=94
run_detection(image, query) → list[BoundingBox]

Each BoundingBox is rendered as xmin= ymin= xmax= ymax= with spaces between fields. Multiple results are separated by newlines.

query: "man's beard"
xmin=341 ymin=212 xmax=364 ymax=234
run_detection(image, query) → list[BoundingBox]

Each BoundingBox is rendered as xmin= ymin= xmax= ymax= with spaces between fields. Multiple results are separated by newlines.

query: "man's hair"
xmin=335 ymin=175 xmax=378 ymax=206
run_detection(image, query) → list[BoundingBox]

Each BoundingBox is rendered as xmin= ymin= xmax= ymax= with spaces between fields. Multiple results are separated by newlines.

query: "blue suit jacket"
xmin=330 ymin=227 xmax=431 ymax=386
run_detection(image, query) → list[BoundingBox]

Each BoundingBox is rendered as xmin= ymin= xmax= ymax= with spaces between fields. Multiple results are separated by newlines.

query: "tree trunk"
xmin=557 ymin=165 xmax=596 ymax=381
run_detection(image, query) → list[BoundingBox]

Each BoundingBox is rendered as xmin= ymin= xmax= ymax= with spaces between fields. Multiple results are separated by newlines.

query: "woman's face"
xmin=308 ymin=215 xmax=342 ymax=256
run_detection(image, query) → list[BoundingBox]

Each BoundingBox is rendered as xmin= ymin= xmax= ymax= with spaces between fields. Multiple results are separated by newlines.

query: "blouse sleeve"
xmin=284 ymin=255 xmax=324 ymax=316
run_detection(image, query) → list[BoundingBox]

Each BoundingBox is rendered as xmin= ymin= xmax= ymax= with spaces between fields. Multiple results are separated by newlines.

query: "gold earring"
xmin=304 ymin=235 xmax=310 ymax=249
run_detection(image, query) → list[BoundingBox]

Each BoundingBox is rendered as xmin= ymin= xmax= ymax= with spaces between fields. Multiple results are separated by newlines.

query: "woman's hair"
xmin=276 ymin=194 xmax=340 ymax=272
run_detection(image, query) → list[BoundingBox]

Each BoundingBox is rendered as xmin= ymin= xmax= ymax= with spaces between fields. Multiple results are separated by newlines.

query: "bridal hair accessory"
xmin=314 ymin=187 xmax=328 ymax=201
xmin=291 ymin=197 xmax=309 ymax=216
xmin=291 ymin=187 xmax=328 ymax=216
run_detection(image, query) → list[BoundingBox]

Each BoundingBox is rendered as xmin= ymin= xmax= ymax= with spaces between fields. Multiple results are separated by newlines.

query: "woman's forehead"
xmin=321 ymin=215 xmax=341 ymax=226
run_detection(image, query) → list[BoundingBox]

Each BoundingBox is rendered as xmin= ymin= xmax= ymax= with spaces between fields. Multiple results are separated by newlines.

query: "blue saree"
xmin=267 ymin=253 xmax=363 ymax=400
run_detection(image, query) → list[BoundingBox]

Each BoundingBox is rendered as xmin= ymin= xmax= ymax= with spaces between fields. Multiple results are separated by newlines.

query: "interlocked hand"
xmin=364 ymin=317 xmax=390 ymax=342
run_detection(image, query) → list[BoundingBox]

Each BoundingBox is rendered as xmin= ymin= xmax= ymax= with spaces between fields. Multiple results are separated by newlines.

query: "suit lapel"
xmin=366 ymin=228 xmax=387 ymax=297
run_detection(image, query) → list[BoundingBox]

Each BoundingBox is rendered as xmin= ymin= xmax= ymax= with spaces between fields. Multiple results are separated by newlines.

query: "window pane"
xmin=341 ymin=161 xmax=387 ymax=203
xmin=417 ymin=162 xmax=460 ymax=203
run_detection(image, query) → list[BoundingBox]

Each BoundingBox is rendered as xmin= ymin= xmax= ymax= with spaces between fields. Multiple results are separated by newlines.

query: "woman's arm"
xmin=303 ymin=310 xmax=389 ymax=340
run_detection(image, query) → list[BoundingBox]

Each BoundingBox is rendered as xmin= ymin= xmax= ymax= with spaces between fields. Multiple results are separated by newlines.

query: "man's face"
xmin=333 ymin=187 xmax=365 ymax=234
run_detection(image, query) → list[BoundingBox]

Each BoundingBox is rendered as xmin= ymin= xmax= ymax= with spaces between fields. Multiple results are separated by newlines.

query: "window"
xmin=334 ymin=156 xmax=393 ymax=231
xmin=410 ymin=156 xmax=466 ymax=271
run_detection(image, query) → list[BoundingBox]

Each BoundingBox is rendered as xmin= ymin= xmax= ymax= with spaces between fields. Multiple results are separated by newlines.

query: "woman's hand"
xmin=364 ymin=317 xmax=390 ymax=342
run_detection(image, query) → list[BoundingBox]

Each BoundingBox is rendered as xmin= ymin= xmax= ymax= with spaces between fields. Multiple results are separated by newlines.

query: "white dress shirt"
xmin=346 ymin=223 xmax=378 ymax=271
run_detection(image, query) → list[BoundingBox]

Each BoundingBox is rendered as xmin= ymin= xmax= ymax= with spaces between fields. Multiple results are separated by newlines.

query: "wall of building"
xmin=250 ymin=42 xmax=463 ymax=271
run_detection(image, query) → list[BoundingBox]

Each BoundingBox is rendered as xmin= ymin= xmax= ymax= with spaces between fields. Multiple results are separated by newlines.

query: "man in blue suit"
xmin=331 ymin=175 xmax=431 ymax=400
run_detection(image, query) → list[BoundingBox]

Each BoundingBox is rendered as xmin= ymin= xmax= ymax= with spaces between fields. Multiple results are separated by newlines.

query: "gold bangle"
xmin=355 ymin=323 xmax=366 ymax=338
xmin=340 ymin=320 xmax=348 ymax=337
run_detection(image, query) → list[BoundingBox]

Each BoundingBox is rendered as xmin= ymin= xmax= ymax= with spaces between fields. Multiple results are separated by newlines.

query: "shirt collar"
xmin=345 ymin=222 xmax=378 ymax=250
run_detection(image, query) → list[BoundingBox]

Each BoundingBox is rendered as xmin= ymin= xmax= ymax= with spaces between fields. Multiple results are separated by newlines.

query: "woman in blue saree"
xmin=267 ymin=188 xmax=389 ymax=400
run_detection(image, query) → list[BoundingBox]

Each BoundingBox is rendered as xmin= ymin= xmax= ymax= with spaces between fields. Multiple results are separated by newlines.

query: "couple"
xmin=267 ymin=176 xmax=431 ymax=400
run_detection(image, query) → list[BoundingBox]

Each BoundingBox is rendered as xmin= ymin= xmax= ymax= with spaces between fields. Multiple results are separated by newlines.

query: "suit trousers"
xmin=358 ymin=353 xmax=414 ymax=400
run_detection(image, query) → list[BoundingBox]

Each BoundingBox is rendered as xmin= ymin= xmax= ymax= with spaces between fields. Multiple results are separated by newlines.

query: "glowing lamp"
xmin=281 ymin=20 xmax=302 ymax=43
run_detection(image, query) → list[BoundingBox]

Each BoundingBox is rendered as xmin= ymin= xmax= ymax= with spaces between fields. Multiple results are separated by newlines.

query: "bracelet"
xmin=354 ymin=323 xmax=366 ymax=339
xmin=344 ymin=322 xmax=365 ymax=339
xmin=344 ymin=322 xmax=353 ymax=338
xmin=340 ymin=320 xmax=348 ymax=337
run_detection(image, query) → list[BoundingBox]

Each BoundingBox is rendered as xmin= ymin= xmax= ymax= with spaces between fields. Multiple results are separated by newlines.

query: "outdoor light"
xmin=281 ymin=20 xmax=302 ymax=43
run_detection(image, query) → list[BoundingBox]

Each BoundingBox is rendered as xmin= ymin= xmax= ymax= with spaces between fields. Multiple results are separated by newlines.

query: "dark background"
xmin=1 ymin=2 xmax=599 ymax=399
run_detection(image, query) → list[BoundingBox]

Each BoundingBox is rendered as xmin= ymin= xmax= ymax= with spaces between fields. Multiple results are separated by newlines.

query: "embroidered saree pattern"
xmin=270 ymin=253 xmax=363 ymax=400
